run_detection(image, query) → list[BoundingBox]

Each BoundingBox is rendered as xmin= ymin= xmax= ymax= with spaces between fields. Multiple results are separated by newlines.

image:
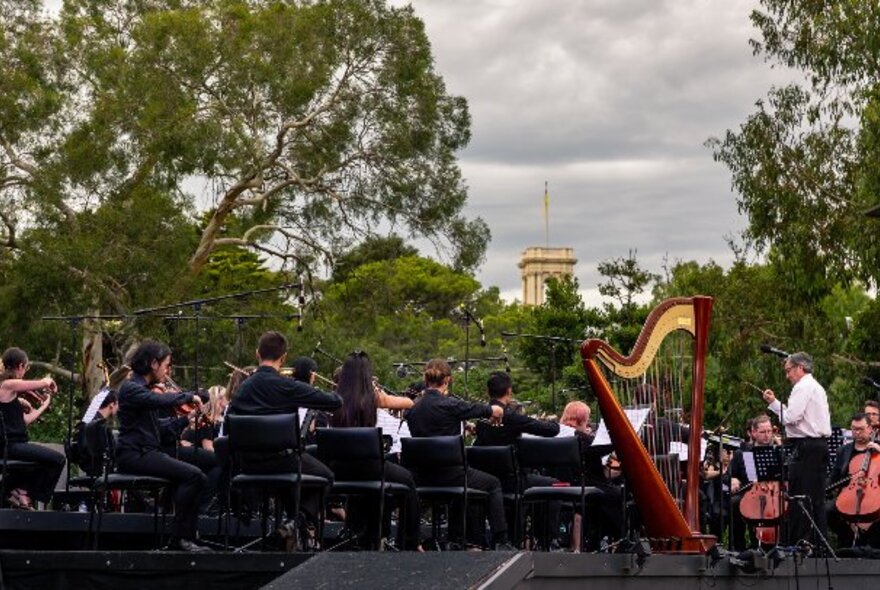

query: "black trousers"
xmin=117 ymin=448 xmax=207 ymax=540
xmin=240 ymin=452 xmax=333 ymax=525
xmin=785 ymin=438 xmax=828 ymax=546
xmin=416 ymin=466 xmax=507 ymax=545
xmin=174 ymin=445 xmax=222 ymax=510
xmin=345 ymin=461 xmax=421 ymax=549
xmin=2 ymin=442 xmax=66 ymax=503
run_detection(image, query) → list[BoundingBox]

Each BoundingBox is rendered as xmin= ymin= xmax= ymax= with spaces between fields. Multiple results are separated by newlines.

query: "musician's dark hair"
xmin=331 ymin=351 xmax=377 ymax=428
xmin=1 ymin=347 xmax=28 ymax=381
xmin=424 ymin=358 xmax=452 ymax=387
xmin=225 ymin=366 xmax=255 ymax=402
xmin=128 ymin=340 xmax=172 ymax=376
xmin=851 ymin=412 xmax=869 ymax=424
xmin=257 ymin=331 xmax=288 ymax=361
xmin=865 ymin=400 xmax=879 ymax=411
xmin=487 ymin=371 xmax=512 ymax=400
xmin=100 ymin=390 xmax=118 ymax=408
xmin=291 ymin=357 xmax=317 ymax=382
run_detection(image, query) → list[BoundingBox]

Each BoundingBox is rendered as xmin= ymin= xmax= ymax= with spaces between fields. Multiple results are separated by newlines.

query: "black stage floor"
xmin=2 ymin=509 xmax=879 ymax=590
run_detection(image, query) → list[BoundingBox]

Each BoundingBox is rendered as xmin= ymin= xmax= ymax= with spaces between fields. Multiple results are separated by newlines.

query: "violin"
xmin=151 ymin=376 xmax=209 ymax=427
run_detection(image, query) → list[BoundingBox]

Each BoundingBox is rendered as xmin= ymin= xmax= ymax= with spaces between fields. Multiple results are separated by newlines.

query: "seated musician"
xmin=404 ymin=359 xmax=512 ymax=550
xmin=560 ymin=400 xmax=625 ymax=551
xmin=864 ymin=400 xmax=880 ymax=431
xmin=329 ymin=351 xmax=421 ymax=550
xmin=116 ymin=340 xmax=209 ymax=552
xmin=827 ymin=412 xmax=880 ymax=548
xmin=78 ymin=391 xmax=119 ymax=477
xmin=226 ymin=330 xmax=342 ymax=537
xmin=180 ymin=385 xmax=227 ymax=453
xmin=475 ymin=372 xmax=559 ymax=546
xmin=728 ymin=415 xmax=779 ymax=551
xmin=0 ymin=347 xmax=66 ymax=510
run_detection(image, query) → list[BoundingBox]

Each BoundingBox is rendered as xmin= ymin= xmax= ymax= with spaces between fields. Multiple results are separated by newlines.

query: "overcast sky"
xmin=397 ymin=0 xmax=796 ymax=303
xmin=41 ymin=0 xmax=795 ymax=304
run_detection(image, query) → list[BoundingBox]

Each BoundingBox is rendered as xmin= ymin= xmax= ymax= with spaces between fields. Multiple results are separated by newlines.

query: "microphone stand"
xmin=501 ymin=331 xmax=581 ymax=415
xmin=133 ymin=283 xmax=301 ymax=392
xmin=41 ymin=314 xmax=122 ymax=495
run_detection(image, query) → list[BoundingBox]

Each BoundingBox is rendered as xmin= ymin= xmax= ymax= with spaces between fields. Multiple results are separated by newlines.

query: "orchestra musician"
xmin=728 ymin=415 xmax=780 ymax=551
xmin=404 ymin=358 xmax=513 ymax=550
xmin=560 ymin=400 xmax=625 ymax=552
xmin=0 ymin=347 xmax=66 ymax=510
xmin=329 ymin=351 xmax=421 ymax=550
xmin=78 ymin=391 xmax=120 ymax=478
xmin=827 ymin=412 xmax=880 ymax=548
xmin=116 ymin=340 xmax=210 ymax=552
xmin=864 ymin=400 xmax=880 ymax=431
xmin=763 ymin=351 xmax=832 ymax=548
xmin=226 ymin=331 xmax=342 ymax=538
xmin=474 ymin=372 xmax=559 ymax=547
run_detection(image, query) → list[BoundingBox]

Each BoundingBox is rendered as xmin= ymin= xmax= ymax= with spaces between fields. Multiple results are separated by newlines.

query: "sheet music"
xmin=592 ymin=407 xmax=651 ymax=446
xmin=376 ymin=409 xmax=410 ymax=454
xmin=669 ymin=439 xmax=708 ymax=462
xmin=81 ymin=389 xmax=110 ymax=424
xmin=521 ymin=423 xmax=577 ymax=438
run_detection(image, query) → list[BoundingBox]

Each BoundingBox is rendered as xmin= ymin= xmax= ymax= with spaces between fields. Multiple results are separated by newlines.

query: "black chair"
xmin=401 ymin=436 xmax=488 ymax=549
xmin=467 ymin=445 xmax=522 ymax=546
xmin=88 ymin=428 xmax=169 ymax=549
xmin=225 ymin=413 xmax=330 ymax=552
xmin=317 ymin=427 xmax=412 ymax=550
xmin=0 ymin=458 xmax=38 ymax=508
xmin=516 ymin=436 xmax=602 ymax=551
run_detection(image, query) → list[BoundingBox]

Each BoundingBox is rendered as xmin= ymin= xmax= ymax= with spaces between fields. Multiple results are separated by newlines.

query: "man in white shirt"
xmin=763 ymin=352 xmax=831 ymax=548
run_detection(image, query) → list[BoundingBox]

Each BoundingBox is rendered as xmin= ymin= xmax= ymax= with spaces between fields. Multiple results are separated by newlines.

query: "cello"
xmin=739 ymin=480 xmax=787 ymax=544
xmin=835 ymin=445 xmax=880 ymax=530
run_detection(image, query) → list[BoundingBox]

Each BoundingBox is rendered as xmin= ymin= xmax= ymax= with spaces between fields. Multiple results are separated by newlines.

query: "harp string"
xmin=599 ymin=332 xmax=693 ymax=508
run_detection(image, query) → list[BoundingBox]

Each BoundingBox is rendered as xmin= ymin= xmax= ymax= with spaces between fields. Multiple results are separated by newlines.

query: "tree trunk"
xmin=82 ymin=313 xmax=105 ymax=399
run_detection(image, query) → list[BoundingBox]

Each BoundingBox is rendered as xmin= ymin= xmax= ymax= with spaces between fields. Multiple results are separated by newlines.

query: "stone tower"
xmin=518 ymin=247 xmax=577 ymax=306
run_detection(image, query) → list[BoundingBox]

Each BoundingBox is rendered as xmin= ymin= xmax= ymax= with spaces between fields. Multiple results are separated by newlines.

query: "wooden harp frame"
xmin=581 ymin=295 xmax=714 ymax=553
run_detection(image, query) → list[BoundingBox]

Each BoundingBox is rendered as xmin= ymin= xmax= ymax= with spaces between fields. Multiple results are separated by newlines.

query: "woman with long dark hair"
xmin=330 ymin=351 xmax=421 ymax=550
xmin=0 ymin=347 xmax=66 ymax=510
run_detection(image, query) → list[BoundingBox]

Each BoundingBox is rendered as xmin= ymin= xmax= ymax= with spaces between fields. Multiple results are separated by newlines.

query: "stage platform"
xmin=2 ymin=508 xmax=879 ymax=589
xmin=2 ymin=549 xmax=878 ymax=590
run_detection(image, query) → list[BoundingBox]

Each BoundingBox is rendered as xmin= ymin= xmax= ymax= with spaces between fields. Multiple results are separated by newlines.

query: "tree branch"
xmin=28 ymin=361 xmax=82 ymax=385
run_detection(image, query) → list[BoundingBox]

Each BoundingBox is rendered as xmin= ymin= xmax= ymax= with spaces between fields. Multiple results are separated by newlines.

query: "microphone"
xmin=759 ymin=344 xmax=789 ymax=359
xmin=312 ymin=340 xmax=322 ymax=358
xmin=503 ymin=354 xmax=511 ymax=373
xmin=396 ymin=364 xmax=409 ymax=378
xmin=478 ymin=319 xmax=486 ymax=347
xmin=863 ymin=377 xmax=880 ymax=390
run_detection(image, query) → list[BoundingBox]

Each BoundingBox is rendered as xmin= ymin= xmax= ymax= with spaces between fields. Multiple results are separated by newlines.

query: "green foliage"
xmin=330 ymin=234 xmax=418 ymax=283
xmin=709 ymin=0 xmax=880 ymax=289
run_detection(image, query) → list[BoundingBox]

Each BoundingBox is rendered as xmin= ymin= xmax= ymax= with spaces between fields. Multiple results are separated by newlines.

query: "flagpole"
xmin=543 ymin=180 xmax=549 ymax=247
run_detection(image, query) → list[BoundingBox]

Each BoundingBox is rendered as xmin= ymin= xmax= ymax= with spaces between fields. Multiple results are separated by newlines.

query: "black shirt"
xmin=404 ymin=389 xmax=493 ymax=437
xmin=82 ymin=415 xmax=114 ymax=476
xmin=831 ymin=442 xmax=868 ymax=485
xmin=117 ymin=375 xmax=193 ymax=453
xmin=473 ymin=399 xmax=559 ymax=446
xmin=0 ymin=397 xmax=28 ymax=446
xmin=227 ymin=366 xmax=342 ymax=417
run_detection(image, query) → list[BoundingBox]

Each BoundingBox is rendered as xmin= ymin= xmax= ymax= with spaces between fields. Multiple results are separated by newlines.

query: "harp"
xmin=581 ymin=296 xmax=714 ymax=553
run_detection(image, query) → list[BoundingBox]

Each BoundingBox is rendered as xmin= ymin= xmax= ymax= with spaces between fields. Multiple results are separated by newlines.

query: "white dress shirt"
xmin=768 ymin=373 xmax=831 ymax=438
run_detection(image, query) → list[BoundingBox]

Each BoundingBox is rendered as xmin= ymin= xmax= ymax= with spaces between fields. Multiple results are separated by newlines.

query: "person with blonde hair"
xmin=561 ymin=401 xmax=591 ymax=434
